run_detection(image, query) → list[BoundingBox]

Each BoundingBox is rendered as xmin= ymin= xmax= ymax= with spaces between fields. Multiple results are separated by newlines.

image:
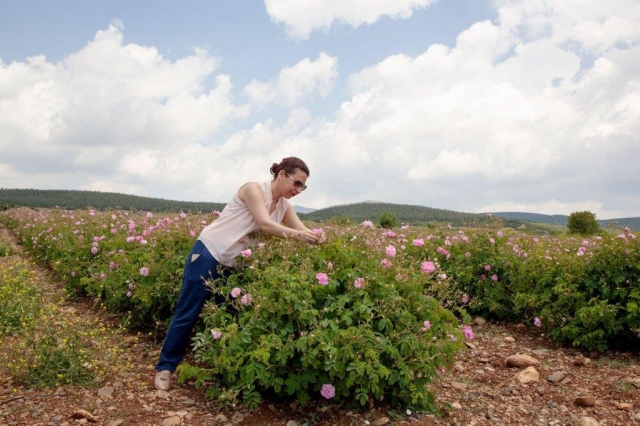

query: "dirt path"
xmin=1 ymin=224 xmax=640 ymax=426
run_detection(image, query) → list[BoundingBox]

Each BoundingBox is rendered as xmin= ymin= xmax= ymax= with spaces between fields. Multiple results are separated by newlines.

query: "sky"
xmin=1 ymin=0 xmax=639 ymax=219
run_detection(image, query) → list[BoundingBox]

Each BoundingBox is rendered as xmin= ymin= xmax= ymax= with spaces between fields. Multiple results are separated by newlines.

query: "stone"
xmin=107 ymin=420 xmax=124 ymax=426
xmin=505 ymin=337 xmax=515 ymax=343
xmin=371 ymin=417 xmax=390 ymax=425
xmin=162 ymin=416 xmax=181 ymax=426
xmin=574 ymin=397 xmax=596 ymax=407
xmin=286 ymin=421 xmax=301 ymax=426
xmin=618 ymin=402 xmax=633 ymax=410
xmin=506 ymin=354 xmax=539 ymax=368
xmin=451 ymin=402 xmax=462 ymax=409
xmin=451 ymin=382 xmax=468 ymax=390
xmin=560 ymin=377 xmax=572 ymax=385
xmin=465 ymin=342 xmax=476 ymax=349
xmin=97 ymin=387 xmax=114 ymax=398
xmin=71 ymin=410 xmax=98 ymax=423
xmin=516 ymin=367 xmax=539 ymax=383
xmin=532 ymin=349 xmax=550 ymax=356
xmin=577 ymin=417 xmax=600 ymax=426
xmin=214 ymin=414 xmax=228 ymax=423
xmin=620 ymin=377 xmax=640 ymax=388
xmin=156 ymin=390 xmax=170 ymax=399
xmin=546 ymin=371 xmax=565 ymax=383
xmin=474 ymin=317 xmax=486 ymax=326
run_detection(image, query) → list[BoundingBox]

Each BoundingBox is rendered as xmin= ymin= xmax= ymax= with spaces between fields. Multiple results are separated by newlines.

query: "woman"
xmin=154 ymin=156 xmax=323 ymax=391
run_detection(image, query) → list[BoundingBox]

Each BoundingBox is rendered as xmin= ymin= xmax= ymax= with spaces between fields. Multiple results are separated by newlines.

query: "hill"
xmin=300 ymin=201 xmax=501 ymax=227
xmin=491 ymin=211 xmax=640 ymax=231
xmin=0 ymin=188 xmax=225 ymax=213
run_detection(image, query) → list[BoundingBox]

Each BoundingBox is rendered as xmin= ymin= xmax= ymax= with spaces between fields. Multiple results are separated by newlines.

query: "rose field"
xmin=1 ymin=207 xmax=639 ymax=421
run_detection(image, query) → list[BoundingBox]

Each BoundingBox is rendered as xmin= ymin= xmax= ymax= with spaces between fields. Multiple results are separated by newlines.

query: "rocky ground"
xmin=1 ymin=225 xmax=640 ymax=426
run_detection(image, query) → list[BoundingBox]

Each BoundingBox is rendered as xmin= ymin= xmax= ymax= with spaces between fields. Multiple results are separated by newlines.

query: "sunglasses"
xmin=286 ymin=173 xmax=307 ymax=191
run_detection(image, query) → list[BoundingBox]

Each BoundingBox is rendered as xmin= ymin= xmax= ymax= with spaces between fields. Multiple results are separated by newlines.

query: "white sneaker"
xmin=154 ymin=370 xmax=171 ymax=391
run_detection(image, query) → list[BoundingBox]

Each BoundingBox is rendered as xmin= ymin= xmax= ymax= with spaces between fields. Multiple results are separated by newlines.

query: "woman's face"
xmin=281 ymin=169 xmax=308 ymax=198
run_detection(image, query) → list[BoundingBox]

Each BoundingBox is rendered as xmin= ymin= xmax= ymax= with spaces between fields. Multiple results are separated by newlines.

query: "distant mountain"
xmin=489 ymin=212 xmax=640 ymax=231
xmin=293 ymin=205 xmax=316 ymax=214
xmin=489 ymin=212 xmax=569 ymax=225
xmin=301 ymin=201 xmax=496 ymax=227
xmin=0 ymin=188 xmax=225 ymax=213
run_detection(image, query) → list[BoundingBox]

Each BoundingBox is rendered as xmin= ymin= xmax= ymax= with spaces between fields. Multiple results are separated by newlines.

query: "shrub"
xmin=567 ymin=211 xmax=600 ymax=236
xmin=378 ymin=211 xmax=398 ymax=229
xmin=180 ymin=227 xmax=465 ymax=411
xmin=0 ymin=259 xmax=43 ymax=336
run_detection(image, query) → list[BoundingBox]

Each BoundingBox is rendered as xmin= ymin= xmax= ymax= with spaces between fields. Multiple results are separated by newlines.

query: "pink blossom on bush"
xmin=465 ymin=252 xmax=471 ymax=258
xmin=212 ymin=210 xmax=221 ymax=218
xmin=422 ymin=320 xmax=431 ymax=330
xmin=312 ymin=228 xmax=324 ymax=235
xmin=190 ymin=230 xmax=196 ymax=238
xmin=438 ymin=273 xmax=447 ymax=280
xmin=320 ymin=384 xmax=335 ymax=399
xmin=463 ymin=325 xmax=474 ymax=340
xmin=140 ymin=267 xmax=149 ymax=276
xmin=380 ymin=259 xmax=392 ymax=269
xmin=421 ymin=261 xmax=435 ymax=273
xmin=91 ymin=247 xmax=98 ymax=255
xmin=126 ymin=291 xmax=132 ymax=297
xmin=489 ymin=238 xmax=495 ymax=244
xmin=89 ymin=209 xmax=95 ymax=216
xmin=258 ymin=242 xmax=265 ymax=249
xmin=99 ymin=272 xmax=106 ymax=281
xmin=211 ymin=330 xmax=222 ymax=339
xmin=327 ymin=262 xmax=333 ymax=270
xmin=241 ymin=249 xmax=252 ymax=258
xmin=484 ymin=264 xmax=491 ymax=271
xmin=497 ymin=231 xmax=503 ymax=238
xmin=354 ymin=278 xmax=365 ymax=289
xmin=316 ymin=272 xmax=329 ymax=285
xmin=462 ymin=294 xmax=469 ymax=304
xmin=412 ymin=239 xmax=424 ymax=246
xmin=534 ymin=317 xmax=542 ymax=327
xmin=231 ymin=287 xmax=242 ymax=298
xmin=385 ymin=244 xmax=396 ymax=258
xmin=240 ymin=294 xmax=253 ymax=305
xmin=361 ymin=220 xmax=374 ymax=228
xmin=491 ymin=274 xmax=498 ymax=281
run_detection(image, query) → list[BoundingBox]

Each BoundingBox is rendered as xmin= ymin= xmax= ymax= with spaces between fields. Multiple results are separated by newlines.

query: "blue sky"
xmin=1 ymin=0 xmax=639 ymax=219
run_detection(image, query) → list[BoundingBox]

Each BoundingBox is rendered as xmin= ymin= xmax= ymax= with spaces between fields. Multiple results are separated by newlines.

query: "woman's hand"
xmin=295 ymin=229 xmax=321 ymax=244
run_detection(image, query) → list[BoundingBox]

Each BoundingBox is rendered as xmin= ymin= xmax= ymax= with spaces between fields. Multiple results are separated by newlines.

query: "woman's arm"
xmin=239 ymin=183 xmax=320 ymax=243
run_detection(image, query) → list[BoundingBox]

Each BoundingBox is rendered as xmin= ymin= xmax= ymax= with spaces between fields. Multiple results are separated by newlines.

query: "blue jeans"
xmin=156 ymin=240 xmax=231 ymax=373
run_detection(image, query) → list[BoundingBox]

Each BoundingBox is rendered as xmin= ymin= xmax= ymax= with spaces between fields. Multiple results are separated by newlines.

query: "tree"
xmin=378 ymin=211 xmax=398 ymax=229
xmin=567 ymin=211 xmax=601 ymax=236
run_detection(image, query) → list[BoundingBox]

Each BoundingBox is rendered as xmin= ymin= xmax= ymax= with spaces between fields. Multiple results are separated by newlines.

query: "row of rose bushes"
xmin=1 ymin=207 xmax=638 ymax=407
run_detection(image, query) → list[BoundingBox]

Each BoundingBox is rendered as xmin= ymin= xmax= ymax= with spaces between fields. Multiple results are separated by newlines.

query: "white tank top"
xmin=198 ymin=181 xmax=290 ymax=266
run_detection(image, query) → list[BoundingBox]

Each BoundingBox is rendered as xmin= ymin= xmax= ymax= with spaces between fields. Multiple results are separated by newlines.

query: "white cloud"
xmin=271 ymin=0 xmax=640 ymax=217
xmin=264 ymin=0 xmax=439 ymax=39
xmin=244 ymin=52 xmax=338 ymax=107
xmin=0 ymin=22 xmax=247 ymax=191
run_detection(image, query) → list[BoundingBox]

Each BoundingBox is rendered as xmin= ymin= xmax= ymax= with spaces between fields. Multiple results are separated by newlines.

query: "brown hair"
xmin=270 ymin=157 xmax=310 ymax=180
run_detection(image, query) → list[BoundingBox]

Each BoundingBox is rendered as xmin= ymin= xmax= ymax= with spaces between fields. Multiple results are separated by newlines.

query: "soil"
xmin=1 ymin=224 xmax=639 ymax=426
